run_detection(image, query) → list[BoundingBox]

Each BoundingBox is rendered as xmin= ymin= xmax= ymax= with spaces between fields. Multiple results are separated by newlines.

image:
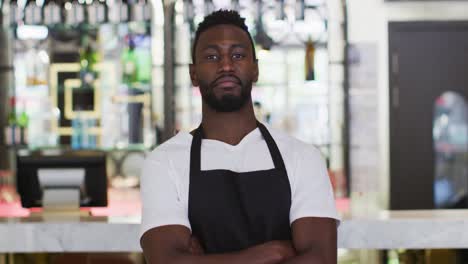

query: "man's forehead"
xmin=197 ymin=24 xmax=251 ymax=49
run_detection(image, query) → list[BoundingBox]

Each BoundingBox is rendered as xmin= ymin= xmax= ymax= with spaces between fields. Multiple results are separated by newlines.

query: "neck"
xmin=200 ymin=100 xmax=257 ymax=145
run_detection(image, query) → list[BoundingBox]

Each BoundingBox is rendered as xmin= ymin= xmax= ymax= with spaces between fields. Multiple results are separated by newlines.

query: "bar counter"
xmin=1 ymin=189 xmax=468 ymax=252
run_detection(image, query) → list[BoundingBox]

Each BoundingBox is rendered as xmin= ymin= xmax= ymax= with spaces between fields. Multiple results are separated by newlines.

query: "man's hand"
xmin=242 ymin=240 xmax=296 ymax=263
xmin=188 ymin=236 xmax=204 ymax=255
xmin=188 ymin=237 xmax=296 ymax=262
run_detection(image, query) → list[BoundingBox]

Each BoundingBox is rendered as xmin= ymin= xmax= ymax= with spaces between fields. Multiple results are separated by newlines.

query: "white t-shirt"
xmin=140 ymin=125 xmax=340 ymax=239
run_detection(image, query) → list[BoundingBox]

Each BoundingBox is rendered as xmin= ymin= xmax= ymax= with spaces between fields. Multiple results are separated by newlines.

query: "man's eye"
xmin=232 ymin=54 xmax=245 ymax=60
xmin=206 ymin=55 xmax=219 ymax=60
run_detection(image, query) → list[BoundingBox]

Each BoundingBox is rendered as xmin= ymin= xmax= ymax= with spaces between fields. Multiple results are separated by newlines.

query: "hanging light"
xmin=131 ymin=0 xmax=145 ymax=21
xmin=254 ymin=24 xmax=274 ymax=50
xmin=9 ymin=0 xmax=19 ymax=27
xmin=204 ymin=0 xmax=214 ymax=15
xmin=295 ymin=0 xmax=305 ymax=21
xmin=43 ymin=0 xmax=61 ymax=25
xmin=120 ymin=0 xmax=129 ymax=23
xmin=65 ymin=0 xmax=84 ymax=25
xmin=86 ymin=0 xmax=107 ymax=24
xmin=24 ymin=0 xmax=41 ymax=25
xmin=183 ymin=0 xmax=194 ymax=24
xmin=143 ymin=0 xmax=151 ymax=22
xmin=275 ymin=0 xmax=285 ymax=21
xmin=254 ymin=0 xmax=274 ymax=50
xmin=107 ymin=0 xmax=118 ymax=23
xmin=231 ymin=0 xmax=240 ymax=11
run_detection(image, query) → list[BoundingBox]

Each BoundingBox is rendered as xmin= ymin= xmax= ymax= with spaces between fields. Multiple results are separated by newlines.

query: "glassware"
xmin=433 ymin=91 xmax=468 ymax=208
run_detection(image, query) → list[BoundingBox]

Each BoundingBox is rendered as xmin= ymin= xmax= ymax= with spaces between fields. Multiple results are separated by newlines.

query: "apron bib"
xmin=188 ymin=122 xmax=292 ymax=253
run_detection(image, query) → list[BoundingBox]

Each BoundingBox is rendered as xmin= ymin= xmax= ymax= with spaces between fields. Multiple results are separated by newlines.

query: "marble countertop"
xmin=0 ymin=216 xmax=141 ymax=252
xmin=2 ymin=210 xmax=468 ymax=252
xmin=340 ymin=210 xmax=468 ymax=249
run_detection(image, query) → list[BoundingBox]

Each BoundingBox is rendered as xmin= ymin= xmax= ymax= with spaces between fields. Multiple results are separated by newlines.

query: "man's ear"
xmin=252 ymin=59 xmax=259 ymax=83
xmin=189 ymin=64 xmax=199 ymax=86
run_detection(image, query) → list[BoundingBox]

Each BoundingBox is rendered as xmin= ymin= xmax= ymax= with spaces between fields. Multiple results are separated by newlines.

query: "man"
xmin=140 ymin=10 xmax=340 ymax=264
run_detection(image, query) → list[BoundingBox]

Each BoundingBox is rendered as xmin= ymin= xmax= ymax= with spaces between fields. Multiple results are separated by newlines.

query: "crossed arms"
xmin=141 ymin=217 xmax=337 ymax=264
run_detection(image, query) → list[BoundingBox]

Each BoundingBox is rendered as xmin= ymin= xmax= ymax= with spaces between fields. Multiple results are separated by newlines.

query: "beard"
xmin=199 ymin=76 xmax=252 ymax=112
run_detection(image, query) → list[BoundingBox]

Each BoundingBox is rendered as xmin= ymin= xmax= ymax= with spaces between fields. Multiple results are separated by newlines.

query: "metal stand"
xmin=33 ymin=169 xmax=90 ymax=220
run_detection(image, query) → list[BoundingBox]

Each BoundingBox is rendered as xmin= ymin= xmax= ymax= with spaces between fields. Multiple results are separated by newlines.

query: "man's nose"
xmin=218 ymin=56 xmax=234 ymax=72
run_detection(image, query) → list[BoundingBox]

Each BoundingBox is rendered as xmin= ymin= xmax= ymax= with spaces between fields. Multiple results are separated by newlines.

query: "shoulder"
xmin=265 ymin=124 xmax=322 ymax=160
xmin=264 ymin=125 xmax=328 ymax=191
xmin=264 ymin=124 xmax=300 ymax=147
xmin=145 ymin=132 xmax=192 ymax=164
xmin=140 ymin=132 xmax=192 ymax=198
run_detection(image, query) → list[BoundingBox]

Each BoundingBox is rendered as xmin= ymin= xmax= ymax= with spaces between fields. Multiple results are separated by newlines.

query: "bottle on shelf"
xmin=28 ymin=98 xmax=61 ymax=149
xmin=71 ymin=111 xmax=83 ymax=150
xmin=5 ymin=97 xmax=19 ymax=146
xmin=80 ymin=117 xmax=97 ymax=149
xmin=16 ymin=100 xmax=29 ymax=146
xmin=81 ymin=115 xmax=89 ymax=148
xmin=79 ymin=36 xmax=89 ymax=71
xmin=121 ymin=37 xmax=138 ymax=87
xmin=72 ymin=112 xmax=98 ymax=150
xmin=87 ymin=118 xmax=97 ymax=149
xmin=142 ymin=104 xmax=154 ymax=148
xmin=305 ymin=38 xmax=316 ymax=81
xmin=116 ymin=103 xmax=129 ymax=148
xmin=79 ymin=35 xmax=99 ymax=89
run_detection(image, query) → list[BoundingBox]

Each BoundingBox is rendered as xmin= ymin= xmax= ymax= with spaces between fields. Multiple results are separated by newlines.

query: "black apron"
xmin=188 ymin=122 xmax=292 ymax=253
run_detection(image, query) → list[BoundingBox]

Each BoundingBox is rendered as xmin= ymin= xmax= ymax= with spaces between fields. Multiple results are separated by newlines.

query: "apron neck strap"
xmin=190 ymin=124 xmax=203 ymax=173
xmin=256 ymin=122 xmax=286 ymax=171
xmin=190 ymin=121 xmax=286 ymax=171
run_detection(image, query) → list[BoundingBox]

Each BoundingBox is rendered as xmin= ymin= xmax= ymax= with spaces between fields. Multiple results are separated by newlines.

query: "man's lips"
xmin=213 ymin=76 xmax=241 ymax=88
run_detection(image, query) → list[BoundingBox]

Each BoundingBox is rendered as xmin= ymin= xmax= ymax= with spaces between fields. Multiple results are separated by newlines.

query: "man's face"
xmin=190 ymin=24 xmax=259 ymax=112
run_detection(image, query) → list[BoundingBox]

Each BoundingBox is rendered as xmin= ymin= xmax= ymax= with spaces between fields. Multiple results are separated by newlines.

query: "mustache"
xmin=210 ymin=74 xmax=242 ymax=87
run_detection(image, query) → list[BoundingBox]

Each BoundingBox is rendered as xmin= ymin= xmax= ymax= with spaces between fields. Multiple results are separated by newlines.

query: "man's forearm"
xmin=284 ymin=217 xmax=338 ymax=264
xmin=146 ymin=240 xmax=295 ymax=264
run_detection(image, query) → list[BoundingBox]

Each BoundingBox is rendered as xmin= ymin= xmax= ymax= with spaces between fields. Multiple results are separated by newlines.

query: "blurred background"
xmin=0 ymin=0 xmax=467 ymax=263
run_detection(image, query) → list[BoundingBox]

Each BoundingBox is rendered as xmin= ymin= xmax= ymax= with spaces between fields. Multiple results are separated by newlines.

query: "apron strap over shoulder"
xmin=190 ymin=125 xmax=203 ymax=175
xmin=256 ymin=122 xmax=287 ymax=171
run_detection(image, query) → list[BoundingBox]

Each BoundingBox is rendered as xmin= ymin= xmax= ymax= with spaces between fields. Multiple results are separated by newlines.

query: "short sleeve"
xmin=139 ymin=151 xmax=191 ymax=239
xmin=289 ymin=145 xmax=340 ymax=225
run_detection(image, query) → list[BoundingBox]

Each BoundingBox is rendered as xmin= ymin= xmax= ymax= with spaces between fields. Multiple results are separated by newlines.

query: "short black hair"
xmin=191 ymin=9 xmax=257 ymax=63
